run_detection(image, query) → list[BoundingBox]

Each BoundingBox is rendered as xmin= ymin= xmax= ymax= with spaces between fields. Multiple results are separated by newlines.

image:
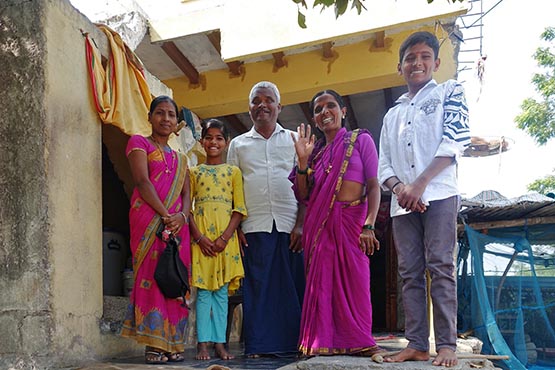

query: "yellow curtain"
xmin=85 ymin=24 xmax=152 ymax=136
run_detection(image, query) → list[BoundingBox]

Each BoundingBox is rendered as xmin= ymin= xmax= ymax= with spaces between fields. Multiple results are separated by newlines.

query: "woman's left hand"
xmin=359 ymin=229 xmax=380 ymax=256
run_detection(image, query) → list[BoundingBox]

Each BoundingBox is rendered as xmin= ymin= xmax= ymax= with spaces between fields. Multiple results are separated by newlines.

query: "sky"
xmin=456 ymin=0 xmax=555 ymax=199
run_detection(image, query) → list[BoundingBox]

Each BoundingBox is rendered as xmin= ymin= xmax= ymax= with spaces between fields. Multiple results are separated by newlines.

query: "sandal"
xmin=166 ymin=352 xmax=185 ymax=362
xmin=145 ymin=349 xmax=168 ymax=364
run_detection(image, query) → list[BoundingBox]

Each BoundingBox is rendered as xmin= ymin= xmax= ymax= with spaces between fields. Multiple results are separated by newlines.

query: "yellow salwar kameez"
xmin=189 ymin=164 xmax=246 ymax=294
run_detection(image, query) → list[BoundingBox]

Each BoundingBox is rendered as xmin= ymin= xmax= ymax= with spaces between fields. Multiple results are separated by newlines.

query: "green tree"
xmin=516 ymin=27 xmax=555 ymax=145
xmin=527 ymin=173 xmax=555 ymax=195
xmin=293 ymin=0 xmax=463 ymax=28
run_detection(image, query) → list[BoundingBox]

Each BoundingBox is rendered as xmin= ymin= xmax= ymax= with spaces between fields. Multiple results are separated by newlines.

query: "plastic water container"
xmin=102 ymin=230 xmax=128 ymax=296
xmin=122 ymin=268 xmax=134 ymax=297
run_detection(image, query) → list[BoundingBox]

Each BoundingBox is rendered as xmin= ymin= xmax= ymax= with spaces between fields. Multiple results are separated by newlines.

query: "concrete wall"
xmin=0 ymin=0 xmax=151 ymax=368
xmin=0 ymin=0 xmax=53 ymax=367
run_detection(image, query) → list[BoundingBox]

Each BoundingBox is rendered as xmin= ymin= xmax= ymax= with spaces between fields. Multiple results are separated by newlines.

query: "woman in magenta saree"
xmin=291 ymin=90 xmax=383 ymax=356
xmin=120 ymin=96 xmax=191 ymax=364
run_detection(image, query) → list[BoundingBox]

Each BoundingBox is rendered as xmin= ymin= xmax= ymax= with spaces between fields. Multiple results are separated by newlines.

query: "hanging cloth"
xmin=85 ymin=24 xmax=152 ymax=136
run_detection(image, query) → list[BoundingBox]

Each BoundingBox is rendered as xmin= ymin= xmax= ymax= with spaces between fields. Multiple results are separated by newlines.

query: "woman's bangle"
xmin=362 ymin=224 xmax=375 ymax=231
xmin=194 ymin=235 xmax=204 ymax=244
xmin=391 ymin=181 xmax=403 ymax=194
xmin=180 ymin=211 xmax=188 ymax=223
xmin=296 ymin=165 xmax=309 ymax=175
xmin=219 ymin=235 xmax=228 ymax=243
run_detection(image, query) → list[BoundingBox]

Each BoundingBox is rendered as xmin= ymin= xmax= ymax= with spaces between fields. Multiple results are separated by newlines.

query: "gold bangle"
xmin=194 ymin=235 xmax=204 ymax=244
xmin=219 ymin=235 xmax=228 ymax=243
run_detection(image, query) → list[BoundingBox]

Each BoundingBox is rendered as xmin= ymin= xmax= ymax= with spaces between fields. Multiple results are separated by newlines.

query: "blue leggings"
xmin=196 ymin=284 xmax=229 ymax=343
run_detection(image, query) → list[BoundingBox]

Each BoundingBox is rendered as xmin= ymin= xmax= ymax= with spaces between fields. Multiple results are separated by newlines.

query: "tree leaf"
xmin=335 ymin=0 xmax=348 ymax=18
xmin=516 ymin=27 xmax=555 ymax=145
xmin=297 ymin=10 xmax=307 ymax=29
xmin=528 ymin=174 xmax=555 ymax=195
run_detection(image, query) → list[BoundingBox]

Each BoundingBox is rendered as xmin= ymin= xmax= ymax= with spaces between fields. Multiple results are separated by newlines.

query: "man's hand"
xmin=396 ymin=182 xmax=427 ymax=213
xmin=289 ymin=224 xmax=303 ymax=253
xmin=237 ymin=228 xmax=248 ymax=257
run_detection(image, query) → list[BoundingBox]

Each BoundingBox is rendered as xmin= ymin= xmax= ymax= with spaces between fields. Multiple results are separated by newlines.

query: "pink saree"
xmin=296 ymin=128 xmax=379 ymax=355
xmin=121 ymin=135 xmax=190 ymax=353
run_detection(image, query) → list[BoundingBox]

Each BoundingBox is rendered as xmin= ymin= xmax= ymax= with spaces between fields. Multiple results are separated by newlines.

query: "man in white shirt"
xmin=227 ymin=81 xmax=305 ymax=357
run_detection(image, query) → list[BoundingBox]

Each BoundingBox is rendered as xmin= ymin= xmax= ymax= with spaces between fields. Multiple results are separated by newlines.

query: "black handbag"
xmin=154 ymin=222 xmax=190 ymax=308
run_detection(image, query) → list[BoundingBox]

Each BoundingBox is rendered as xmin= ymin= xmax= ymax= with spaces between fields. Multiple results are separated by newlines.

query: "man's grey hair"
xmin=249 ymin=81 xmax=281 ymax=104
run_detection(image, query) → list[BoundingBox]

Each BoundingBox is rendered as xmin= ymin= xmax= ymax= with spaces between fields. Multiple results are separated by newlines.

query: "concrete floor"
xmin=76 ymin=335 xmax=503 ymax=370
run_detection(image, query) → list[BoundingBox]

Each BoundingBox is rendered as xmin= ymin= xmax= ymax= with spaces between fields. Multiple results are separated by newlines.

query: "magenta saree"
xmin=121 ymin=135 xmax=190 ymax=353
xmin=295 ymin=128 xmax=379 ymax=355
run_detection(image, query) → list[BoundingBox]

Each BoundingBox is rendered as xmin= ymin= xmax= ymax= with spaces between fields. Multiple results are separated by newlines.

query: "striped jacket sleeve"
xmin=436 ymin=80 xmax=471 ymax=159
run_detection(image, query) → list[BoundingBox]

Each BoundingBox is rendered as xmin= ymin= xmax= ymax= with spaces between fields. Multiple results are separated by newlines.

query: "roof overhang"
xmin=134 ymin=0 xmax=469 ymax=119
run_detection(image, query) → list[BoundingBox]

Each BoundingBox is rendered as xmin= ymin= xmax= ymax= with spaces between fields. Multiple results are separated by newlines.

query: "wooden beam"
xmin=222 ymin=114 xmax=249 ymax=135
xmin=458 ymin=216 xmax=555 ymax=234
xmin=322 ymin=42 xmax=334 ymax=58
xmin=161 ymin=41 xmax=200 ymax=84
xmin=374 ymin=30 xmax=386 ymax=48
xmin=272 ymin=52 xmax=286 ymax=69
xmin=343 ymin=95 xmax=359 ymax=129
xmin=206 ymin=31 xmax=243 ymax=76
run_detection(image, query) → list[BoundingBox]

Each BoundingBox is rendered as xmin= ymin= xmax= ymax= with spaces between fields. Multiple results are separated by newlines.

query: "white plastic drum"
xmin=102 ymin=230 xmax=128 ymax=296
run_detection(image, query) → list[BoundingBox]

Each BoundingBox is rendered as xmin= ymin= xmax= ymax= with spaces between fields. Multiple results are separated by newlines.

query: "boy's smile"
xmin=398 ymin=42 xmax=440 ymax=97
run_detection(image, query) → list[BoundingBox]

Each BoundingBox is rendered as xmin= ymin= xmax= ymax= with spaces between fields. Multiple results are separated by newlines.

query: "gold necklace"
xmin=324 ymin=143 xmax=333 ymax=174
xmin=312 ymin=142 xmax=334 ymax=175
xmin=151 ymin=136 xmax=175 ymax=174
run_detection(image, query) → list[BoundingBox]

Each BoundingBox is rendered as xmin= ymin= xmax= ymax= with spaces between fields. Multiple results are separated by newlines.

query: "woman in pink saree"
xmin=291 ymin=90 xmax=383 ymax=356
xmin=120 ymin=96 xmax=191 ymax=364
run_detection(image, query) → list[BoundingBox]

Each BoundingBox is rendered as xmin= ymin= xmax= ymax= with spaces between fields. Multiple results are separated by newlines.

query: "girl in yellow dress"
xmin=189 ymin=119 xmax=247 ymax=360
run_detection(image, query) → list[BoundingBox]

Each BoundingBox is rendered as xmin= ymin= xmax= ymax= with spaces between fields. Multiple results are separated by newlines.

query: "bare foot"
xmin=246 ymin=354 xmax=261 ymax=358
xmin=196 ymin=342 xmax=211 ymax=360
xmin=214 ymin=343 xmax=235 ymax=360
xmin=384 ymin=347 xmax=430 ymax=363
xmin=432 ymin=348 xmax=458 ymax=367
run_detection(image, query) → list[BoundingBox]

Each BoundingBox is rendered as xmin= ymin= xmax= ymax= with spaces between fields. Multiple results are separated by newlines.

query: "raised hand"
xmin=292 ymin=123 xmax=315 ymax=166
